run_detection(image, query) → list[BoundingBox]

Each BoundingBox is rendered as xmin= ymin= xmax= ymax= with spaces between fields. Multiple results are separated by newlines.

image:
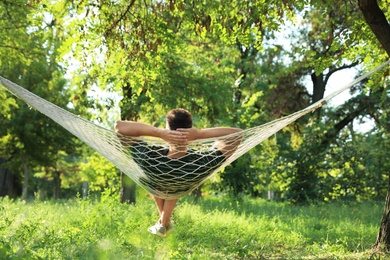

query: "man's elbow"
xmin=114 ymin=120 xmax=123 ymax=133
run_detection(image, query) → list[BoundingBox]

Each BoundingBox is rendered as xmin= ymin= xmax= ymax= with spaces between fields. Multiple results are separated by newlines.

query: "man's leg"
xmin=148 ymin=197 xmax=178 ymax=237
xmin=153 ymin=196 xmax=164 ymax=216
xmin=160 ymin=199 xmax=178 ymax=227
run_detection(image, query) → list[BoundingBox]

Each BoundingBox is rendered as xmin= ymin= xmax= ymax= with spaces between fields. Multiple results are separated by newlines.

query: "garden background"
xmin=1 ymin=0 xmax=390 ymax=258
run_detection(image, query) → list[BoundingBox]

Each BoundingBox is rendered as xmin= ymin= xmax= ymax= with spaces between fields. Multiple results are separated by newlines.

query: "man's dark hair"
xmin=166 ymin=108 xmax=192 ymax=130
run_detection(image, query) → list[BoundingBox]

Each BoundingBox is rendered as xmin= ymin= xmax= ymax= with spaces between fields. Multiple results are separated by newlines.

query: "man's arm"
xmin=177 ymin=127 xmax=243 ymax=158
xmin=114 ymin=120 xmax=187 ymax=144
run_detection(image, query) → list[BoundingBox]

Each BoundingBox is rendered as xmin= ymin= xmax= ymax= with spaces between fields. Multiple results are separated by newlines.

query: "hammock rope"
xmin=0 ymin=60 xmax=389 ymax=199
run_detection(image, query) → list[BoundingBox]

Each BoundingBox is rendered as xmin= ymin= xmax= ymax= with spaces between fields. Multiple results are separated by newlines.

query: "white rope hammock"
xmin=1 ymin=60 xmax=389 ymax=199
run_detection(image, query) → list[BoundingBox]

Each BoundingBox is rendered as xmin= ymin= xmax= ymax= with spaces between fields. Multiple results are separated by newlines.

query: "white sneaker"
xmin=148 ymin=223 xmax=166 ymax=237
xmin=148 ymin=221 xmax=174 ymax=237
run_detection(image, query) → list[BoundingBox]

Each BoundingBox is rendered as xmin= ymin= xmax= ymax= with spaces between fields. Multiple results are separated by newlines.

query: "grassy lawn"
xmin=0 ymin=193 xmax=386 ymax=259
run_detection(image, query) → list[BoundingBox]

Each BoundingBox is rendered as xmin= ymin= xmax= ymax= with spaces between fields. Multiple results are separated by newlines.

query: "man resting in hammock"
xmin=114 ymin=108 xmax=242 ymax=237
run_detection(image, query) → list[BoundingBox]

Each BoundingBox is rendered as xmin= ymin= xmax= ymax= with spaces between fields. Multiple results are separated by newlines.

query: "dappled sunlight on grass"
xmin=174 ymin=197 xmax=381 ymax=258
xmin=0 ymin=195 xmax=385 ymax=259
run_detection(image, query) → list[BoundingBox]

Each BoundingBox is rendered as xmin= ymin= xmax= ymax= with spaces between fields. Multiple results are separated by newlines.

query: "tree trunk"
xmin=82 ymin=181 xmax=89 ymax=199
xmin=53 ymin=171 xmax=61 ymax=199
xmin=373 ymin=174 xmax=390 ymax=251
xmin=311 ymin=72 xmax=327 ymax=118
xmin=21 ymin=152 xmax=29 ymax=200
xmin=120 ymin=84 xmax=141 ymax=204
xmin=120 ymin=172 xmax=136 ymax=204
xmin=358 ymin=0 xmax=390 ymax=57
xmin=0 ymin=158 xmax=21 ymax=198
xmin=358 ymin=1 xmax=390 ymax=251
xmin=311 ymin=72 xmax=326 ymax=104
xmin=192 ymin=184 xmax=203 ymax=204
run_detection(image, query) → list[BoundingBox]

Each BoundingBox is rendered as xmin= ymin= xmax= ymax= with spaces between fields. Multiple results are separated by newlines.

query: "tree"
xmin=0 ymin=0 xmax=79 ymax=199
xmin=0 ymin=88 xmax=18 ymax=197
xmin=357 ymin=0 xmax=390 ymax=252
xmin=53 ymin=0 xmax=295 ymax=202
xmin=252 ymin=0 xmax=390 ymax=203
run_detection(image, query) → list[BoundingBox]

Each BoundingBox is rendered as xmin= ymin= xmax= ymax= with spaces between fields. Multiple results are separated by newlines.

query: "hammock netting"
xmin=0 ymin=60 xmax=389 ymax=199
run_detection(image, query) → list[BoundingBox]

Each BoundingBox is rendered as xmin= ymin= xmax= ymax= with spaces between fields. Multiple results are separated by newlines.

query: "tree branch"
xmin=321 ymin=94 xmax=369 ymax=147
xmin=105 ymin=0 xmax=137 ymax=36
xmin=324 ymin=61 xmax=359 ymax=85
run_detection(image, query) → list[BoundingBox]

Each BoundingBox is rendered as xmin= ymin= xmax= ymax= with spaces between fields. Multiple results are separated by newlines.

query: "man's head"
xmin=166 ymin=108 xmax=192 ymax=130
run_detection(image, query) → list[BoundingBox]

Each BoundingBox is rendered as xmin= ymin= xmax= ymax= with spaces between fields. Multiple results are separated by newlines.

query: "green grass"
xmin=0 ymin=194 xmax=386 ymax=259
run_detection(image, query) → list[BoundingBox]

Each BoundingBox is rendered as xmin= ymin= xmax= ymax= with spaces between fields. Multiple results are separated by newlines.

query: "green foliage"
xmin=78 ymin=151 xmax=120 ymax=192
xmin=52 ymin=0 xmax=295 ymax=123
xmin=275 ymin=114 xmax=389 ymax=203
xmin=218 ymin=154 xmax=253 ymax=196
xmin=0 ymin=89 xmax=18 ymax=119
xmin=0 ymin=0 xmax=82 ymax=199
xmin=218 ymin=139 xmax=280 ymax=198
xmin=0 ymin=196 xmax=383 ymax=259
xmin=288 ymin=0 xmax=366 ymax=72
